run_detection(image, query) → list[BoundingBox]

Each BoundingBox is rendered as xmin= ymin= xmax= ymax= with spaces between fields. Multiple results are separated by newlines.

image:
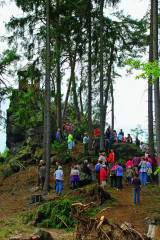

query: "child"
xmin=126 ymin=166 xmax=134 ymax=185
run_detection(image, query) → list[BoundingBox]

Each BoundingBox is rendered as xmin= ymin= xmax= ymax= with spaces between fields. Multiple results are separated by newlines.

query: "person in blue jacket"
xmin=115 ymin=163 xmax=124 ymax=190
xmin=56 ymin=128 xmax=61 ymax=143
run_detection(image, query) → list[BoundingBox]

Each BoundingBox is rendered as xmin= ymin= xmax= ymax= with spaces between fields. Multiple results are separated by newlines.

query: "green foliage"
xmin=0 ymin=48 xmax=20 ymax=66
xmin=0 ymin=148 xmax=9 ymax=158
xmin=51 ymin=140 xmax=68 ymax=153
xmin=13 ymin=145 xmax=32 ymax=161
xmin=154 ymin=166 xmax=160 ymax=175
xmin=125 ymin=59 xmax=160 ymax=84
xmin=113 ymin=143 xmax=143 ymax=167
xmin=25 ymin=200 xmax=76 ymax=229
xmin=8 ymin=88 xmax=44 ymax=129
xmin=131 ymin=124 xmax=145 ymax=138
xmin=25 ymin=199 xmax=100 ymax=229
xmin=73 ymin=118 xmax=88 ymax=141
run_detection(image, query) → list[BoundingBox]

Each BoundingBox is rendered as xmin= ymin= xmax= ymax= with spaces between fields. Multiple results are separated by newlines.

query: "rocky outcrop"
xmin=6 ymin=90 xmax=56 ymax=157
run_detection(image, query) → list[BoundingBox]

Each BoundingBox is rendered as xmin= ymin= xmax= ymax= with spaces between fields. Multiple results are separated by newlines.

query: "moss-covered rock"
xmin=112 ymin=142 xmax=143 ymax=167
xmin=0 ymin=164 xmax=17 ymax=181
xmin=50 ymin=154 xmax=72 ymax=165
xmin=15 ymin=145 xmax=32 ymax=161
xmin=9 ymin=158 xmax=21 ymax=171
xmin=34 ymin=148 xmax=43 ymax=162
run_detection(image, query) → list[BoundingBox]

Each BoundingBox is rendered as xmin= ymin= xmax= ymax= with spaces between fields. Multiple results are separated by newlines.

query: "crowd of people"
xmin=56 ymin=123 xmax=76 ymax=152
xmin=40 ymin=124 xmax=158 ymax=204
xmin=82 ymin=127 xmax=146 ymax=157
xmin=56 ymin=124 xmax=146 ymax=157
xmin=37 ymin=146 xmax=157 ymax=205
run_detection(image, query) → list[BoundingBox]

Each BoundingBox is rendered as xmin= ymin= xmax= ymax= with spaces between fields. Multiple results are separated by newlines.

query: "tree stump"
xmin=30 ymin=194 xmax=42 ymax=204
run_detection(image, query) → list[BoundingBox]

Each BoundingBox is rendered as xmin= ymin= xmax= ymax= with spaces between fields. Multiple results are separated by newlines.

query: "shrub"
xmin=25 ymin=200 xmax=75 ymax=229
xmin=51 ymin=140 xmax=68 ymax=154
xmin=25 ymin=199 xmax=99 ymax=229
xmin=0 ymin=148 xmax=9 ymax=159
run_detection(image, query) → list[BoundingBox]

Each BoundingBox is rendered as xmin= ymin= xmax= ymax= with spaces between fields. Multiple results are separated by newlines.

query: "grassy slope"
xmin=0 ymin=142 xmax=160 ymax=239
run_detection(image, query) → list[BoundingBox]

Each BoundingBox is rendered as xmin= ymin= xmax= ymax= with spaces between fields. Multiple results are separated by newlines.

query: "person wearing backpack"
xmin=95 ymin=160 xmax=103 ymax=185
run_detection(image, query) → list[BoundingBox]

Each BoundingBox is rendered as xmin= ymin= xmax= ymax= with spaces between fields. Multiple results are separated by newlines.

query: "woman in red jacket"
xmin=108 ymin=149 xmax=114 ymax=169
xmin=100 ymin=165 xmax=107 ymax=190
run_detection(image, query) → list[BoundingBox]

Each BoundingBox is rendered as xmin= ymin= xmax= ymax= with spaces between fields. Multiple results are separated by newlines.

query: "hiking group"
xmin=38 ymin=125 xmax=157 ymax=205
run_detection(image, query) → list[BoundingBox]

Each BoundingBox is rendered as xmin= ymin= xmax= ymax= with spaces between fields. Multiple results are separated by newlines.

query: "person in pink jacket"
xmin=126 ymin=157 xmax=134 ymax=169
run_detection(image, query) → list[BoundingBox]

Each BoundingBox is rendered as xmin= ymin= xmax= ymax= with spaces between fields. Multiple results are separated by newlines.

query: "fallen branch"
xmin=98 ymin=225 xmax=111 ymax=240
xmin=116 ymin=228 xmax=145 ymax=240
xmin=96 ymin=216 xmax=104 ymax=230
xmin=72 ymin=202 xmax=94 ymax=208
xmin=95 ymin=207 xmax=112 ymax=218
xmin=79 ymin=204 xmax=94 ymax=214
xmin=69 ymin=212 xmax=88 ymax=222
xmin=56 ymin=215 xmax=70 ymax=231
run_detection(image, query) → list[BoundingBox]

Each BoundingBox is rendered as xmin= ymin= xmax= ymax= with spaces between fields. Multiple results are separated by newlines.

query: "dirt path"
xmin=0 ymin=161 xmax=160 ymax=239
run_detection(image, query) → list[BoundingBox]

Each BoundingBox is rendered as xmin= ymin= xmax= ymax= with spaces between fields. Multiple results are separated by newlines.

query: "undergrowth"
xmin=24 ymin=199 xmax=99 ymax=229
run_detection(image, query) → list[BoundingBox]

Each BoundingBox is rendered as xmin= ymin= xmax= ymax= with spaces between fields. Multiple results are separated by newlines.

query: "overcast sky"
xmin=108 ymin=0 xmax=149 ymax=136
xmin=0 ymin=0 xmax=150 ymax=152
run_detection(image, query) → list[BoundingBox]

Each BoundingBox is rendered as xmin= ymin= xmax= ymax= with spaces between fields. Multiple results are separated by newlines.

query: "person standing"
xmin=132 ymin=154 xmax=141 ymax=171
xmin=115 ymin=163 xmax=124 ymax=190
xmin=132 ymin=172 xmax=141 ymax=205
xmin=146 ymin=158 xmax=152 ymax=183
xmin=83 ymin=133 xmax=89 ymax=156
xmin=147 ymin=154 xmax=153 ymax=166
xmin=39 ymin=162 xmax=46 ymax=191
xmin=100 ymin=165 xmax=107 ymax=190
xmin=139 ymin=156 xmax=147 ymax=186
xmin=70 ymin=166 xmax=80 ymax=190
xmin=126 ymin=134 xmax=132 ymax=143
xmin=37 ymin=160 xmax=44 ymax=187
xmin=56 ymin=128 xmax=61 ymax=144
xmin=94 ymin=128 xmax=100 ymax=137
xmin=106 ymin=127 xmax=111 ymax=139
xmin=126 ymin=166 xmax=134 ymax=185
xmin=54 ymin=166 xmax=64 ymax=195
xmin=110 ymin=164 xmax=118 ymax=188
xmin=126 ymin=157 xmax=133 ymax=169
xmin=140 ymin=142 xmax=146 ymax=155
xmin=54 ymin=162 xmax=59 ymax=189
xmin=135 ymin=137 xmax=140 ymax=147
xmin=104 ymin=136 xmax=110 ymax=153
xmin=93 ymin=134 xmax=100 ymax=156
xmin=98 ymin=152 xmax=107 ymax=165
xmin=94 ymin=160 xmax=103 ymax=185
xmin=68 ymin=132 xmax=73 ymax=153
xmin=108 ymin=149 xmax=114 ymax=169
xmin=82 ymin=160 xmax=94 ymax=181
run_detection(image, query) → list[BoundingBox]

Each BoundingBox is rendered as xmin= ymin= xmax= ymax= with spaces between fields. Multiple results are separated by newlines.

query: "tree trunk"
xmin=104 ymin=40 xmax=115 ymax=124
xmin=62 ymin=42 xmax=78 ymax=121
xmin=111 ymin=81 xmax=114 ymax=132
xmin=72 ymin=75 xmax=81 ymax=122
xmin=148 ymin=0 xmax=155 ymax=172
xmin=43 ymin=0 xmax=51 ymax=194
xmin=152 ymin=0 xmax=160 ymax=190
xmin=79 ymin=66 xmax=84 ymax=116
xmin=88 ymin=0 xmax=92 ymax=150
xmin=100 ymin=0 xmax=104 ymax=151
xmin=56 ymin=0 xmax=62 ymax=130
